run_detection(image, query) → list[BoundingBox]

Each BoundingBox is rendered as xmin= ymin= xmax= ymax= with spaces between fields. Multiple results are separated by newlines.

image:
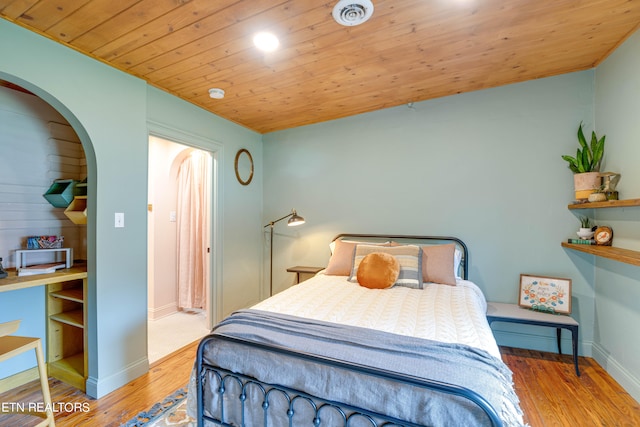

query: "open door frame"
xmin=147 ymin=121 xmax=223 ymax=329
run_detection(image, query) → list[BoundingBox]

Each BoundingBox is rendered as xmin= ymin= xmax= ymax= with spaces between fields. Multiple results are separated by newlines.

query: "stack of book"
xmin=17 ymin=262 xmax=66 ymax=277
xmin=567 ymin=238 xmax=595 ymax=245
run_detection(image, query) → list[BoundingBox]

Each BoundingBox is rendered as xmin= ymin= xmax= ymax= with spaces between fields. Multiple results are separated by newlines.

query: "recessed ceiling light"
xmin=253 ymin=32 xmax=279 ymax=52
xmin=208 ymin=88 xmax=225 ymax=99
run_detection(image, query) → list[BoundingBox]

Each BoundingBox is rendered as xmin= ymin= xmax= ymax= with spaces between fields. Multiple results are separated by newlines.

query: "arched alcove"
xmin=0 ymin=72 xmax=98 ymax=393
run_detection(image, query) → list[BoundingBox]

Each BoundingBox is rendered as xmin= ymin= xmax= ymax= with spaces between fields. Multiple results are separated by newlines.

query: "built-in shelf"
xmin=50 ymin=288 xmax=84 ymax=303
xmin=568 ymin=198 xmax=640 ymax=210
xmin=47 ymin=275 xmax=87 ymax=392
xmin=50 ymin=309 xmax=84 ymax=328
xmin=564 ymin=198 xmax=640 ymax=266
xmin=0 ymin=265 xmax=88 ymax=392
xmin=48 ymin=353 xmax=85 ymax=391
xmin=561 ymin=242 xmax=640 ymax=267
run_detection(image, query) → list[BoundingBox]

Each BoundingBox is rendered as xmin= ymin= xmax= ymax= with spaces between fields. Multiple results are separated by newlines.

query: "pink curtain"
xmin=176 ymin=151 xmax=210 ymax=310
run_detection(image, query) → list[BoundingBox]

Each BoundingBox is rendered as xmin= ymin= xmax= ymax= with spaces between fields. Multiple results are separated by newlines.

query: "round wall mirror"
xmin=234 ymin=148 xmax=254 ymax=186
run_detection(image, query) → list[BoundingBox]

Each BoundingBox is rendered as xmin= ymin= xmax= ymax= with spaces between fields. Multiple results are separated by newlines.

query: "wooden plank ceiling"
xmin=1 ymin=0 xmax=639 ymax=134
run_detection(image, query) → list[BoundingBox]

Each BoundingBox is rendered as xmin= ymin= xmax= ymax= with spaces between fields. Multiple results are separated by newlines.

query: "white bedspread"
xmin=252 ymin=273 xmax=501 ymax=359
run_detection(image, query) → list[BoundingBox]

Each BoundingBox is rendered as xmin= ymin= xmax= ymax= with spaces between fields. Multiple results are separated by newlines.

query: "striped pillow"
xmin=349 ymin=244 xmax=423 ymax=289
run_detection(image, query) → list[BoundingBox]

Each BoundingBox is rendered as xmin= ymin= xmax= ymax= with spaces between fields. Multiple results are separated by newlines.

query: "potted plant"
xmin=577 ymin=216 xmax=595 ymax=239
xmin=561 ymin=122 xmax=605 ymax=200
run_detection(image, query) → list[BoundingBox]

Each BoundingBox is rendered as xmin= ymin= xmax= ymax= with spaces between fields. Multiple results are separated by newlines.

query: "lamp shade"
xmin=287 ymin=210 xmax=305 ymax=226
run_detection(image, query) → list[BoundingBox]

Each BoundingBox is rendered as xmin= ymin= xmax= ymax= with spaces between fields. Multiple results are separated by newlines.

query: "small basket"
xmin=27 ymin=236 xmax=64 ymax=249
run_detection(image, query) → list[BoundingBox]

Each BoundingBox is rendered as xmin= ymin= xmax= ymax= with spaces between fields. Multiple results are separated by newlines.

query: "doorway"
xmin=147 ymin=135 xmax=212 ymax=363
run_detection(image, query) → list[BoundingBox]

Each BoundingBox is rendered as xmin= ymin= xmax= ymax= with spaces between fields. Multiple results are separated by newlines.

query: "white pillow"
xmin=454 ymin=248 xmax=463 ymax=278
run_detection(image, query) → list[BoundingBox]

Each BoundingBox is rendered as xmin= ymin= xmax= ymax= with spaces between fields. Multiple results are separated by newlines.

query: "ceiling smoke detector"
xmin=332 ymin=0 xmax=374 ymax=27
xmin=208 ymin=88 xmax=225 ymax=99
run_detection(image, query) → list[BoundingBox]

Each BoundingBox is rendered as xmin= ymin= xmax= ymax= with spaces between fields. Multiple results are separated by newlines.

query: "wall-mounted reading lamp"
xmin=264 ymin=209 xmax=305 ymax=296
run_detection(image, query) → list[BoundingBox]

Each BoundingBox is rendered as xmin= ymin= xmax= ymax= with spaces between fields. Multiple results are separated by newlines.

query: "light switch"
xmin=169 ymin=211 xmax=176 ymax=222
xmin=115 ymin=212 xmax=125 ymax=228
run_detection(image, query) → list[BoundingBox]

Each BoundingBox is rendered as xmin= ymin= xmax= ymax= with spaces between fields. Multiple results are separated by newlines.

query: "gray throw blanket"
xmin=197 ymin=309 xmax=524 ymax=426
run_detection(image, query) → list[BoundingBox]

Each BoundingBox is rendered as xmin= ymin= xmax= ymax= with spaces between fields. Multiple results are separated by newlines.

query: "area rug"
xmin=121 ymin=387 xmax=195 ymax=427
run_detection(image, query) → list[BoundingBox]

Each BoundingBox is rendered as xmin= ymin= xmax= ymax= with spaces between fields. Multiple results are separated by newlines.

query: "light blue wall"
xmin=593 ymin=29 xmax=640 ymax=401
xmin=263 ymin=71 xmax=597 ymax=356
xmin=263 ymin=30 xmax=640 ymax=401
xmin=0 ymin=19 xmax=262 ymax=398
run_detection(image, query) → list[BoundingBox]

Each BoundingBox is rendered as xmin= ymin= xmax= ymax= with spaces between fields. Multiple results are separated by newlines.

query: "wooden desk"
xmin=0 ymin=266 xmax=86 ymax=293
xmin=486 ymin=302 xmax=580 ymax=376
xmin=286 ymin=266 xmax=324 ymax=284
xmin=0 ymin=266 xmax=88 ymax=391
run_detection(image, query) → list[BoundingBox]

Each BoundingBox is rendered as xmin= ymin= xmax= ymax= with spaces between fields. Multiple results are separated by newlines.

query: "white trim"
xmin=592 ymin=342 xmax=640 ymax=403
xmin=147 ymin=120 xmax=224 ymax=151
xmin=146 ymin=120 xmax=224 ymax=329
xmin=86 ymin=357 xmax=149 ymax=399
xmin=147 ymin=302 xmax=178 ymax=321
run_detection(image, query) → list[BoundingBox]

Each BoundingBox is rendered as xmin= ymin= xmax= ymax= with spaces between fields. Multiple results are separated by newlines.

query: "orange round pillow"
xmin=356 ymin=252 xmax=400 ymax=289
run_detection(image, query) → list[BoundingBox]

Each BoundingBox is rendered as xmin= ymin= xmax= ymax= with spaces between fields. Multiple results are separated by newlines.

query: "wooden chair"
xmin=0 ymin=320 xmax=55 ymax=426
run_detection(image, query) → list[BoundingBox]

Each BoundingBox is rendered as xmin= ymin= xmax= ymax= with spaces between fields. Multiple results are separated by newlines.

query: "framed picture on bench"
xmin=519 ymin=274 xmax=572 ymax=314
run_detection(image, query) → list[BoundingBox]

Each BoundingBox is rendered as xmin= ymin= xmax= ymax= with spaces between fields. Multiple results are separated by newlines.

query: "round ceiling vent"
xmin=332 ymin=0 xmax=374 ymax=27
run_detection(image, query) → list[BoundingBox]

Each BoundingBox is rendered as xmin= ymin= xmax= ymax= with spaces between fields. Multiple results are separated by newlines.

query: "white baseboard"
xmin=85 ymin=356 xmax=149 ymax=399
xmin=147 ymin=302 xmax=178 ymax=321
xmin=491 ymin=329 xmax=592 ymax=357
xmin=592 ymin=342 xmax=640 ymax=403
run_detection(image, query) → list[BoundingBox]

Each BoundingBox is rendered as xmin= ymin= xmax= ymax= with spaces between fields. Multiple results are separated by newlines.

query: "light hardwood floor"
xmin=0 ymin=341 xmax=198 ymax=427
xmin=501 ymin=347 xmax=640 ymax=426
xmin=1 ymin=343 xmax=639 ymax=426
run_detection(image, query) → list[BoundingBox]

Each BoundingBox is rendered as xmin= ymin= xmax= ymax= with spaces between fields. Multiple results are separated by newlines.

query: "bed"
xmin=188 ymin=234 xmax=525 ymax=427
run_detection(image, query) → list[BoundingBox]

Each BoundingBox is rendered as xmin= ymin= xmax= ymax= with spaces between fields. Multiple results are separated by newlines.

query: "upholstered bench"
xmin=486 ymin=302 xmax=580 ymax=376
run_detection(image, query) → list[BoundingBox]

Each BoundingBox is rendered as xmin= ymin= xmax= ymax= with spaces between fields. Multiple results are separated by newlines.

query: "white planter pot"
xmin=577 ymin=228 xmax=594 ymax=239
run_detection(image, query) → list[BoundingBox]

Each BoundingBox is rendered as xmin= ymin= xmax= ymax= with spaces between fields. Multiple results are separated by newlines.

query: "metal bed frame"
xmin=196 ymin=335 xmax=501 ymax=427
xmin=195 ymin=235 xmax=503 ymax=427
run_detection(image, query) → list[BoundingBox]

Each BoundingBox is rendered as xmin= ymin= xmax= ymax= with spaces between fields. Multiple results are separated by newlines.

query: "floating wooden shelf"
xmin=564 ymin=198 xmax=640 ymax=266
xmin=561 ymin=243 xmax=640 ymax=267
xmin=568 ymin=198 xmax=640 ymax=210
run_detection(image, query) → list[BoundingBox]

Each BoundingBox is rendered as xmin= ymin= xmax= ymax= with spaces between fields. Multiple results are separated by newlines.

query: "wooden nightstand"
xmin=286 ymin=266 xmax=324 ymax=284
xmin=486 ymin=302 xmax=580 ymax=376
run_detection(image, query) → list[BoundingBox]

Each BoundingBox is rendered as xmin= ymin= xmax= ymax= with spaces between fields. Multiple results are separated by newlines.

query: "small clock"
xmin=594 ymin=226 xmax=613 ymax=246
